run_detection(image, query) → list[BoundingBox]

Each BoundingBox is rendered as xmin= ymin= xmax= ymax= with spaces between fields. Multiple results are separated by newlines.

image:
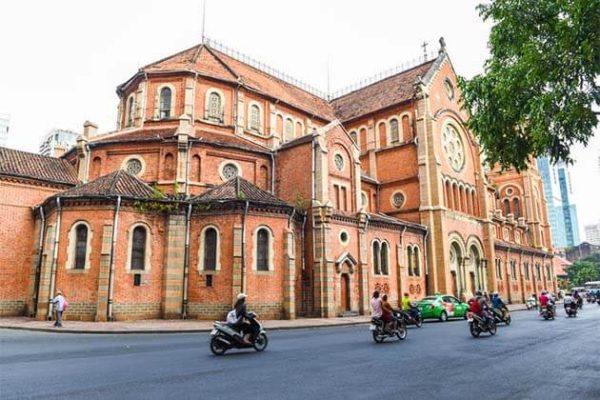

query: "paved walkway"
xmin=0 ymin=303 xmax=529 ymax=334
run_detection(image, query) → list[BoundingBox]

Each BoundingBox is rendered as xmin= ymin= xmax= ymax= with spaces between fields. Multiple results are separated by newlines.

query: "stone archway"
xmin=449 ymin=242 xmax=465 ymax=300
xmin=335 ymin=253 xmax=358 ymax=316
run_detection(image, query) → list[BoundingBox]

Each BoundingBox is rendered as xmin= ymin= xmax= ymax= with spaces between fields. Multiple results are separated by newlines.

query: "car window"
xmin=442 ymin=296 xmax=452 ymax=303
xmin=421 ymin=297 xmax=437 ymax=301
xmin=449 ymin=296 xmax=460 ymax=304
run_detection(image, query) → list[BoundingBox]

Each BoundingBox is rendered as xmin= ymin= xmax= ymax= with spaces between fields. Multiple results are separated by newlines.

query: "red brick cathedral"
xmin=0 ymin=38 xmax=556 ymax=321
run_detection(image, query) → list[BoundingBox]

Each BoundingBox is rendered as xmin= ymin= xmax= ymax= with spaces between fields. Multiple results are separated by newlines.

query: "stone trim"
xmin=198 ymin=225 xmax=221 ymax=272
xmin=65 ymin=221 xmax=93 ymax=271
xmin=125 ymin=222 xmax=152 ymax=274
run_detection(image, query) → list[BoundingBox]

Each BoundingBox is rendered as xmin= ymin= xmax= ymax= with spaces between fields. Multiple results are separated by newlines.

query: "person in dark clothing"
xmin=229 ymin=293 xmax=258 ymax=344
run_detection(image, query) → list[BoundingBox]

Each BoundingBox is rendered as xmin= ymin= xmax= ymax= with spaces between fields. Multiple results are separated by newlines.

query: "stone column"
xmin=312 ymin=204 xmax=335 ymax=317
xmin=176 ymin=117 xmax=192 ymax=195
xmin=232 ymin=224 xmax=243 ymax=297
xmin=184 ymin=76 xmax=196 ymax=121
xmin=162 ymin=215 xmax=186 ymax=319
xmin=134 ymin=80 xmax=146 ymax=128
xmin=235 ymin=90 xmax=245 ymax=135
xmin=283 ymin=229 xmax=296 ymax=319
xmin=357 ymin=212 xmax=370 ymax=314
xmin=95 ymin=224 xmax=113 ymax=321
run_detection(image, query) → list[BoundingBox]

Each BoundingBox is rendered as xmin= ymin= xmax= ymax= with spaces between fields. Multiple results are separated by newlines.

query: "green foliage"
xmin=565 ymin=254 xmax=600 ymax=286
xmin=458 ymin=0 xmax=600 ymax=171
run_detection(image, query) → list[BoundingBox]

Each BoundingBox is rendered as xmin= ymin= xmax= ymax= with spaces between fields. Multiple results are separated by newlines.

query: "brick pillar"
xmin=283 ymin=229 xmax=296 ymax=319
xmin=184 ymin=76 xmax=195 ymax=121
xmin=35 ymin=224 xmax=55 ymax=320
xmin=312 ymin=204 xmax=335 ymax=318
xmin=232 ymin=224 xmax=243 ymax=298
xmin=162 ymin=215 xmax=186 ymax=319
xmin=95 ymin=224 xmax=113 ymax=321
xmin=358 ymin=212 xmax=369 ymax=314
xmin=235 ymin=91 xmax=245 ymax=135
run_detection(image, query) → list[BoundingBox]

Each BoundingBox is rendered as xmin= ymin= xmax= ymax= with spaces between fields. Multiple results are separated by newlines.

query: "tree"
xmin=565 ymin=258 xmax=600 ymax=286
xmin=458 ymin=0 xmax=600 ymax=171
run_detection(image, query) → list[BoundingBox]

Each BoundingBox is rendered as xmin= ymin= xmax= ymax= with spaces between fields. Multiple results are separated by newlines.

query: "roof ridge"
xmin=203 ymin=45 xmax=241 ymax=81
xmin=108 ymin=169 xmax=122 ymax=193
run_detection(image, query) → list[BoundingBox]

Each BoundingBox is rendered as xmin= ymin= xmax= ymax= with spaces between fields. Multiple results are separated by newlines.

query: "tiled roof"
xmin=142 ymin=44 xmax=335 ymax=121
xmin=194 ymin=130 xmax=270 ymax=153
xmin=58 ymin=170 xmax=160 ymax=199
xmin=193 ymin=176 xmax=288 ymax=206
xmin=367 ymin=212 xmax=427 ymax=231
xmin=0 ymin=146 xmax=78 ymax=185
xmin=330 ymin=60 xmax=435 ymax=123
xmin=90 ymin=128 xmax=177 ymax=144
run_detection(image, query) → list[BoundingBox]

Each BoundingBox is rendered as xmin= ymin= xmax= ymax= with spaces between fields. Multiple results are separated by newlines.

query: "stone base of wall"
xmin=63 ymin=303 xmax=97 ymax=321
xmin=112 ymin=303 xmax=162 ymax=321
xmin=186 ymin=302 xmax=284 ymax=320
xmin=0 ymin=300 xmax=26 ymax=317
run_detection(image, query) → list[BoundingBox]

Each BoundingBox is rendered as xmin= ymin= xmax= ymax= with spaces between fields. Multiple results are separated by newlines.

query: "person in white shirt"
xmin=51 ymin=290 xmax=66 ymax=327
xmin=371 ymin=291 xmax=382 ymax=319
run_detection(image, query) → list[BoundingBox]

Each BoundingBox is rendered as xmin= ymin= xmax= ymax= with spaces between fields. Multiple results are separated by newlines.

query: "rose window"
xmin=442 ymin=125 xmax=465 ymax=172
xmin=222 ymin=163 xmax=239 ymax=180
xmin=125 ymin=158 xmax=143 ymax=176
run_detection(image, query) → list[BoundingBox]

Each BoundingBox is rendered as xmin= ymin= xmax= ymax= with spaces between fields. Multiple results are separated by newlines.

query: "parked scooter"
xmin=491 ymin=307 xmax=512 ymax=325
xmin=370 ymin=312 xmax=408 ymax=343
xmin=209 ymin=312 xmax=268 ymax=355
xmin=526 ymin=295 xmax=537 ymax=310
xmin=467 ymin=311 xmax=497 ymax=337
xmin=540 ymin=305 xmax=555 ymax=320
xmin=400 ymin=303 xmax=423 ymax=328
xmin=565 ymin=303 xmax=578 ymax=317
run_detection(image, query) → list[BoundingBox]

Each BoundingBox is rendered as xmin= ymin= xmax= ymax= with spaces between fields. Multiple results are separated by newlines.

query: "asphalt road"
xmin=1 ymin=305 xmax=599 ymax=400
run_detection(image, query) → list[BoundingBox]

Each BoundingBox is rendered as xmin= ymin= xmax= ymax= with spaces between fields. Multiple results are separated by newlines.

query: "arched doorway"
xmin=340 ymin=273 xmax=351 ymax=312
xmin=450 ymin=242 xmax=464 ymax=299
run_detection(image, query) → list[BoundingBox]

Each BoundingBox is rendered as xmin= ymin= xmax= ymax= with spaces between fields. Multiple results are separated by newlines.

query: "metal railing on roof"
xmin=203 ymin=36 xmax=438 ymax=101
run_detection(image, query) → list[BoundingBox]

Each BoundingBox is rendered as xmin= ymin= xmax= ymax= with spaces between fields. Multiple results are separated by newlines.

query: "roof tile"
xmin=0 ymin=146 xmax=78 ymax=185
xmin=193 ymin=176 xmax=288 ymax=206
xmin=58 ymin=170 xmax=160 ymax=199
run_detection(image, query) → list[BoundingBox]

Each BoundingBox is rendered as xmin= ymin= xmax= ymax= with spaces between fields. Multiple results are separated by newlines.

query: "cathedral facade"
xmin=0 ymin=39 xmax=556 ymax=321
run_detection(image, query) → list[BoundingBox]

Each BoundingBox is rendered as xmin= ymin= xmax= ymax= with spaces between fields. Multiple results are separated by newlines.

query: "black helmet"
xmin=475 ymin=290 xmax=482 ymax=296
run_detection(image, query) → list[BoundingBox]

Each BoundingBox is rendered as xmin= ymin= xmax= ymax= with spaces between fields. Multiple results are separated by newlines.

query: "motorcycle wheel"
xmin=505 ymin=315 xmax=511 ymax=325
xmin=543 ymin=314 xmax=549 ymax=320
xmin=396 ymin=323 xmax=408 ymax=340
xmin=253 ymin=333 xmax=268 ymax=352
xmin=415 ymin=318 xmax=423 ymax=328
xmin=372 ymin=331 xmax=385 ymax=343
xmin=469 ymin=322 xmax=481 ymax=338
xmin=489 ymin=322 xmax=497 ymax=335
xmin=210 ymin=337 xmax=227 ymax=356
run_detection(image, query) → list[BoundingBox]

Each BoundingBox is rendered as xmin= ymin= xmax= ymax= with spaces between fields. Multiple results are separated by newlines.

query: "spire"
xmin=439 ymin=37 xmax=447 ymax=55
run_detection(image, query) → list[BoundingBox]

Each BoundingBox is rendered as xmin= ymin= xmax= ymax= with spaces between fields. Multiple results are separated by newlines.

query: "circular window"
xmin=392 ymin=192 xmax=405 ymax=208
xmin=125 ymin=158 xmax=143 ymax=176
xmin=339 ymin=230 xmax=349 ymax=245
xmin=442 ymin=125 xmax=465 ymax=172
xmin=506 ymin=187 xmax=514 ymax=195
xmin=444 ymin=78 xmax=455 ymax=100
xmin=222 ymin=163 xmax=239 ymax=180
xmin=334 ymin=154 xmax=344 ymax=171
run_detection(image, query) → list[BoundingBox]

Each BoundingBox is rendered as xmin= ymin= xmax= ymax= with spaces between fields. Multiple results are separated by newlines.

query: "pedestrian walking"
xmin=51 ymin=290 xmax=67 ymax=327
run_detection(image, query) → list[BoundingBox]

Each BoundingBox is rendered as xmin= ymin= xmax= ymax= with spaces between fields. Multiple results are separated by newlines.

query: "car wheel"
xmin=439 ymin=311 xmax=448 ymax=322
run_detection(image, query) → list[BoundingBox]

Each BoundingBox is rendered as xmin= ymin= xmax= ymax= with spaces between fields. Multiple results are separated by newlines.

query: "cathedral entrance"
xmin=340 ymin=273 xmax=351 ymax=312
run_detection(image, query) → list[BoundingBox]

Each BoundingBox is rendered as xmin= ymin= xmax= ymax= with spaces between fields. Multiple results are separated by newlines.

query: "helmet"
xmin=237 ymin=293 xmax=247 ymax=301
xmin=475 ymin=290 xmax=482 ymax=296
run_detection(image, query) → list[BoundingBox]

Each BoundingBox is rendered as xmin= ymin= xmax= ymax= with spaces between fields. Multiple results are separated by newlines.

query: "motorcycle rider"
xmin=468 ymin=290 xmax=493 ymax=328
xmin=227 ymin=293 xmax=255 ymax=344
xmin=563 ymin=292 xmax=575 ymax=313
xmin=491 ymin=292 xmax=508 ymax=320
xmin=573 ymin=290 xmax=583 ymax=309
xmin=380 ymin=294 xmax=396 ymax=333
xmin=371 ymin=290 xmax=383 ymax=321
xmin=402 ymin=292 xmax=419 ymax=320
xmin=539 ymin=290 xmax=554 ymax=316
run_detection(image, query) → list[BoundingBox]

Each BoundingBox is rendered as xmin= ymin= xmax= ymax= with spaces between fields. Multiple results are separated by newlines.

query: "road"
xmin=1 ymin=306 xmax=599 ymax=400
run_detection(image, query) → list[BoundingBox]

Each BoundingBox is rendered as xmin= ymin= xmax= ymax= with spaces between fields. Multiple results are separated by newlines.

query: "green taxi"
xmin=417 ymin=294 xmax=469 ymax=322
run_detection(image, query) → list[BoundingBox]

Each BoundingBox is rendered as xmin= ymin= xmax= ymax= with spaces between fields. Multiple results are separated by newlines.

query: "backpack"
xmin=63 ymin=299 xmax=69 ymax=311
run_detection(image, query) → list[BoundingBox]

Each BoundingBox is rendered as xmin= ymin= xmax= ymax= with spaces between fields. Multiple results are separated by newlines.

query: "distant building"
xmin=585 ymin=221 xmax=600 ymax=246
xmin=537 ymin=158 xmax=580 ymax=248
xmin=564 ymin=242 xmax=600 ymax=262
xmin=0 ymin=113 xmax=9 ymax=147
xmin=39 ymin=128 xmax=79 ymax=157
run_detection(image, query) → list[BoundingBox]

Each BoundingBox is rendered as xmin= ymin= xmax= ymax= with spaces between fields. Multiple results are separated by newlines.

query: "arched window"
xmin=402 ymin=115 xmax=411 ymax=140
xmin=163 ymin=153 xmax=175 ymax=180
xmin=276 ymin=114 xmax=284 ymax=134
xmin=259 ymin=165 xmax=269 ymax=190
xmin=131 ymin=226 xmax=147 ymax=270
xmin=92 ymin=157 xmax=102 ymax=180
xmin=249 ymin=104 xmax=260 ymax=132
xmin=207 ymin=92 xmax=223 ymax=122
xmin=159 ymin=87 xmax=172 ymax=119
xmin=256 ymin=228 xmax=270 ymax=271
xmin=359 ymin=128 xmax=367 ymax=152
xmin=349 ymin=131 xmax=357 ymax=144
xmin=284 ymin=118 xmax=294 ymax=141
xmin=413 ymin=247 xmax=420 ymax=276
xmin=191 ymin=155 xmax=201 ymax=182
xmin=373 ymin=241 xmax=381 ymax=275
xmin=203 ymin=228 xmax=217 ymax=271
xmin=74 ymin=224 xmax=88 ymax=270
xmin=390 ymin=119 xmax=400 ymax=144
xmin=378 ymin=122 xmax=387 ymax=148
xmin=512 ymin=198 xmax=521 ymax=218
xmin=295 ymin=121 xmax=303 ymax=137
xmin=407 ymin=247 xmax=414 ymax=276
xmin=126 ymin=96 xmax=135 ymax=127
xmin=380 ymin=242 xmax=389 ymax=275
xmin=503 ymin=198 xmax=511 ymax=216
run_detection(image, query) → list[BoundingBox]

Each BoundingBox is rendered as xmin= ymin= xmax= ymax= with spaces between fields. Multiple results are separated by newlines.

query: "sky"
xmin=0 ymin=0 xmax=598 ymax=236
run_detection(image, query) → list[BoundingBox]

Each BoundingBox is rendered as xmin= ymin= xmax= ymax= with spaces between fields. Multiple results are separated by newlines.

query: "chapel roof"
xmin=0 ymin=146 xmax=79 ymax=186
xmin=193 ymin=176 xmax=288 ymax=206
xmin=57 ymin=170 xmax=161 ymax=199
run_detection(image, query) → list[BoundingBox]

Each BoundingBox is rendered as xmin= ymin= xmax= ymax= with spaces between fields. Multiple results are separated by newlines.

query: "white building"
xmin=0 ymin=113 xmax=9 ymax=147
xmin=39 ymin=128 xmax=79 ymax=156
xmin=585 ymin=222 xmax=600 ymax=246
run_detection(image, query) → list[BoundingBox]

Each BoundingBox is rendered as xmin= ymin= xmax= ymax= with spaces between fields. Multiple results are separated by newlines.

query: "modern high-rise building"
xmin=39 ymin=128 xmax=79 ymax=157
xmin=0 ymin=113 xmax=9 ymax=147
xmin=585 ymin=221 xmax=600 ymax=246
xmin=537 ymin=157 xmax=580 ymax=248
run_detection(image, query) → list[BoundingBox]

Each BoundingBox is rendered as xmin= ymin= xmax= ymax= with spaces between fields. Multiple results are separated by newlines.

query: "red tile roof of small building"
xmin=0 ymin=146 xmax=78 ymax=185
xmin=330 ymin=60 xmax=435 ymax=123
xmin=193 ymin=176 xmax=288 ymax=206
xmin=58 ymin=170 xmax=160 ymax=199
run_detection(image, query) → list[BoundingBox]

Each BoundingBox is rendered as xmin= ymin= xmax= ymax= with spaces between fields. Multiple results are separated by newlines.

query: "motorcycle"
xmin=540 ymin=304 xmax=555 ymax=320
xmin=576 ymin=297 xmax=583 ymax=309
xmin=526 ymin=296 xmax=537 ymax=310
xmin=370 ymin=312 xmax=408 ymax=343
xmin=491 ymin=307 xmax=512 ymax=325
xmin=467 ymin=311 xmax=497 ymax=337
xmin=209 ymin=312 xmax=268 ymax=356
xmin=400 ymin=305 xmax=423 ymax=328
xmin=565 ymin=303 xmax=578 ymax=317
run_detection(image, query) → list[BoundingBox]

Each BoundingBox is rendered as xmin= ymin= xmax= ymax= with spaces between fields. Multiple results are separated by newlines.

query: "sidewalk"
xmin=0 ymin=303 xmax=529 ymax=334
